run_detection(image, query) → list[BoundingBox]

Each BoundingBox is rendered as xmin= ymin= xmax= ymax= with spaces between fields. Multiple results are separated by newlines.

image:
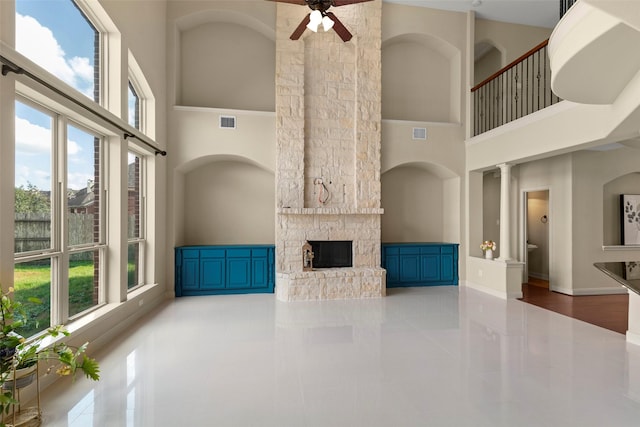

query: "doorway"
xmin=523 ymin=190 xmax=550 ymax=288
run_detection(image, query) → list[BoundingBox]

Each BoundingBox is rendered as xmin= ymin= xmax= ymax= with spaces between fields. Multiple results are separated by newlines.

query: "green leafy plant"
xmin=0 ymin=287 xmax=100 ymax=421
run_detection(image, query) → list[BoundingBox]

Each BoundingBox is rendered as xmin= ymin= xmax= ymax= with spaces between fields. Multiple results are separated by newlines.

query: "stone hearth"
xmin=274 ymin=1 xmax=385 ymax=301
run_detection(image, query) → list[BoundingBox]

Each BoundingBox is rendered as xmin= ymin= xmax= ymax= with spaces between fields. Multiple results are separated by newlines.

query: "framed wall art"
xmin=621 ymin=194 xmax=640 ymax=245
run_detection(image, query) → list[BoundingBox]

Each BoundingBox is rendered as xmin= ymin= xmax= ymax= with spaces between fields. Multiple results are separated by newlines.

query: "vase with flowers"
xmin=480 ymin=240 xmax=497 ymax=259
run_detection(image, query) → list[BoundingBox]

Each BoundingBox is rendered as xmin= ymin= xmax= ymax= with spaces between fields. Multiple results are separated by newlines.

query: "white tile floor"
xmin=35 ymin=286 xmax=640 ymax=426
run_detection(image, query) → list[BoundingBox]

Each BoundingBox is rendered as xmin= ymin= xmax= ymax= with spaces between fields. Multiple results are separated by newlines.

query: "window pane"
xmin=128 ymin=153 xmax=141 ymax=239
xmin=67 ymin=124 xmax=100 ymax=245
xmin=128 ymin=82 xmax=140 ymax=129
xmin=69 ymin=250 xmax=100 ymax=317
xmin=127 ymin=243 xmax=140 ymax=290
xmin=16 ymin=0 xmax=98 ymax=101
xmin=14 ymin=259 xmax=52 ymax=338
xmin=15 ymin=101 xmax=53 ymax=254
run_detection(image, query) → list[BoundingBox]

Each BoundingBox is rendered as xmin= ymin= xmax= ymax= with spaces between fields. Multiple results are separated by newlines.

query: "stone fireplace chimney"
xmin=274 ymin=1 xmax=385 ymax=301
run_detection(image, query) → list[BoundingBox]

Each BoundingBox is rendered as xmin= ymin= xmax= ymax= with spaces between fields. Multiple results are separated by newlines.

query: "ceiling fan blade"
xmin=325 ymin=12 xmax=352 ymax=42
xmin=332 ymin=0 xmax=374 ymax=6
xmin=290 ymin=14 xmax=311 ymax=40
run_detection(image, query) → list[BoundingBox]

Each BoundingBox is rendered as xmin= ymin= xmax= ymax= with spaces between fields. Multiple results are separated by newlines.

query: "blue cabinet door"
xmin=252 ymin=257 xmax=268 ymax=288
xmin=385 ymin=255 xmax=400 ymax=283
xmin=227 ymin=258 xmax=251 ymax=289
xmin=421 ymin=255 xmax=440 ymax=281
xmin=400 ymin=255 xmax=420 ymax=282
xmin=181 ymin=258 xmax=200 ymax=290
xmin=201 ymin=258 xmax=225 ymax=289
xmin=441 ymin=254 xmax=455 ymax=282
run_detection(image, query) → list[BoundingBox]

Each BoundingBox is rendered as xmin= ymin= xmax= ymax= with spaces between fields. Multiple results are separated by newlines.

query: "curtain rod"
xmin=0 ymin=54 xmax=167 ymax=156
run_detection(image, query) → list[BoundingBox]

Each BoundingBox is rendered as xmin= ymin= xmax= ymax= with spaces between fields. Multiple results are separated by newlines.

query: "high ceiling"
xmin=383 ymin=0 xmax=560 ymax=29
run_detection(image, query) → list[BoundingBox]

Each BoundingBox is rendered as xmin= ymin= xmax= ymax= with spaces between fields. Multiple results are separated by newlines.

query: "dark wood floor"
xmin=519 ymin=278 xmax=629 ymax=335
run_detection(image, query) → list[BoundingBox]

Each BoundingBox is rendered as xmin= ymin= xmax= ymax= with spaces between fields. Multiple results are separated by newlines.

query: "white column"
xmin=497 ymin=163 xmax=512 ymax=261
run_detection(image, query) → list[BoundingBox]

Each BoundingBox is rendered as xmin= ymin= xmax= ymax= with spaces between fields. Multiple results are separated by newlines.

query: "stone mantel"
xmin=277 ymin=207 xmax=384 ymax=215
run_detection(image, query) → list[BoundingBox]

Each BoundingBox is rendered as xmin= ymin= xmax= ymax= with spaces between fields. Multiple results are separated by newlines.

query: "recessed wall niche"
xmin=183 ymin=160 xmax=275 ymax=245
xmin=382 ymin=34 xmax=458 ymax=122
xmin=179 ymin=22 xmax=275 ymax=111
xmin=603 ymin=172 xmax=640 ymax=246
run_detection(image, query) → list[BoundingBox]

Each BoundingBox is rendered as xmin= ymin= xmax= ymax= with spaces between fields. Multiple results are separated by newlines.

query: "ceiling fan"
xmin=267 ymin=0 xmax=373 ymax=42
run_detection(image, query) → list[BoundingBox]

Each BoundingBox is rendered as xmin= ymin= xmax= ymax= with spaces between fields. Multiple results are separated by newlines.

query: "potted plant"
xmin=0 ymin=287 xmax=100 ymax=426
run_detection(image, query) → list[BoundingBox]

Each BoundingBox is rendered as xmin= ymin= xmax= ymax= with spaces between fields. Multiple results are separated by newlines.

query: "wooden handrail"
xmin=471 ymin=39 xmax=549 ymax=92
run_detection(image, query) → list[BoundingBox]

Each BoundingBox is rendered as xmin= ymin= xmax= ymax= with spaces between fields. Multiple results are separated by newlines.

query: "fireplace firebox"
xmin=309 ymin=241 xmax=353 ymax=268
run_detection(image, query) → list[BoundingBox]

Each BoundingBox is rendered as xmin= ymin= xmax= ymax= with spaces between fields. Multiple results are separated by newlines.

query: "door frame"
xmin=520 ymin=187 xmax=552 ymax=288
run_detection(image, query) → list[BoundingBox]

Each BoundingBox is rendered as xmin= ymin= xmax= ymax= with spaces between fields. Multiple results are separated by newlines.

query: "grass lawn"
xmin=13 ymin=260 xmax=137 ymax=337
xmin=14 ymin=261 xmax=97 ymax=337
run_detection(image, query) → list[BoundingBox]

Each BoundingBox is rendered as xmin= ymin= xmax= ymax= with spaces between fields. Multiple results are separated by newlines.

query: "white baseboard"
xmin=627 ymin=330 xmax=640 ymax=347
xmin=528 ymin=272 xmax=549 ymax=281
xmin=462 ymin=280 xmax=522 ymax=300
xmin=552 ymin=286 xmax=629 ymax=296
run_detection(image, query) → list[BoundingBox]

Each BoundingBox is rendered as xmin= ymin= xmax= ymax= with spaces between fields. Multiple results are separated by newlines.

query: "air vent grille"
xmin=413 ymin=127 xmax=427 ymax=140
xmin=219 ymin=115 xmax=236 ymax=129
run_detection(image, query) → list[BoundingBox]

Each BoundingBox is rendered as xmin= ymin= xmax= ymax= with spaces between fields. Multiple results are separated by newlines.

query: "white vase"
xmin=485 ymin=249 xmax=493 ymax=260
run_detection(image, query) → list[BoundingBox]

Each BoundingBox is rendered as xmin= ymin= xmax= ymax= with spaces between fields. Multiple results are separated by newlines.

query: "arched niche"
xmin=178 ymin=16 xmax=275 ymax=111
xmin=179 ymin=156 xmax=275 ymax=245
xmin=381 ymin=162 xmax=459 ymax=243
xmin=382 ymin=34 xmax=460 ymax=123
xmin=603 ymin=172 xmax=640 ymax=246
xmin=474 ymin=41 xmax=503 ymax=86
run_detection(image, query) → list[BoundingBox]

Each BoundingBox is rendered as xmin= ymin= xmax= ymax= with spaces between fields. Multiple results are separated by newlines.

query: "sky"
xmin=14 ymin=0 xmax=135 ymax=192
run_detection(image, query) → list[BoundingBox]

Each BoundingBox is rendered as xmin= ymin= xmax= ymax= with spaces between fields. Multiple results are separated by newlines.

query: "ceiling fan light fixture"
xmin=306 ymin=10 xmax=322 ymax=32
xmin=322 ymin=15 xmax=334 ymax=32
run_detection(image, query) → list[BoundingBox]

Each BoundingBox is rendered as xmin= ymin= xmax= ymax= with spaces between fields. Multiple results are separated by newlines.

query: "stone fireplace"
xmin=275 ymin=1 xmax=385 ymax=301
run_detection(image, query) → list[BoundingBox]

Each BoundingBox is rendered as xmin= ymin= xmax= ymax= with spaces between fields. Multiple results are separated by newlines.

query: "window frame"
xmin=126 ymin=149 xmax=146 ymax=291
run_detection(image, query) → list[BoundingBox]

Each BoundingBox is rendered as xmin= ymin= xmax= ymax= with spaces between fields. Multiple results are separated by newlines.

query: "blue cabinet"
xmin=382 ymin=243 xmax=458 ymax=288
xmin=175 ymin=245 xmax=275 ymax=296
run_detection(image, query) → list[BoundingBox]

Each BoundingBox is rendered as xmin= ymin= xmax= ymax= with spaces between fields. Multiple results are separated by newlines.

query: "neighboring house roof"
xmin=67 ymin=186 xmax=94 ymax=209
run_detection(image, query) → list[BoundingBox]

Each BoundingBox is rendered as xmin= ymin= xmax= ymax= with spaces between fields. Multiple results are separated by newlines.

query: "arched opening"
xmin=381 ymin=162 xmax=459 ymax=243
xmin=474 ymin=41 xmax=502 ymax=86
xmin=179 ymin=157 xmax=275 ymax=245
xmin=382 ymin=34 xmax=459 ymax=123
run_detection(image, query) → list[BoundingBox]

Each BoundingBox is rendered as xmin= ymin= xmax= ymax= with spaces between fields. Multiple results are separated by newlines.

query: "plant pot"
xmin=484 ymin=249 xmax=494 ymax=260
xmin=2 ymin=364 xmax=37 ymax=391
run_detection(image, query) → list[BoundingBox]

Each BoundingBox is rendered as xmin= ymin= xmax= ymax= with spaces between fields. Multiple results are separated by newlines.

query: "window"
xmin=16 ymin=0 xmax=99 ymax=102
xmin=7 ymin=0 xmax=157 ymax=338
xmin=67 ymin=123 xmax=103 ymax=317
xmin=128 ymin=82 xmax=140 ymax=130
xmin=14 ymin=100 xmax=105 ymax=335
xmin=127 ymin=152 xmax=145 ymax=290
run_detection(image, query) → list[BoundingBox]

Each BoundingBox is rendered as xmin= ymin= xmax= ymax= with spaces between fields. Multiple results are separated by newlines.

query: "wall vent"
xmin=412 ymin=127 xmax=427 ymax=140
xmin=219 ymin=115 xmax=236 ymax=129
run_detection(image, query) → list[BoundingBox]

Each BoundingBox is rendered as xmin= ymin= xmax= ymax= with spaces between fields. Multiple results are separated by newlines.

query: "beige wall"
xmin=382 ymin=39 xmax=452 ymax=122
xmin=182 ymin=160 xmax=275 ymax=245
xmin=475 ymin=19 xmax=552 ymax=65
xmin=482 ymin=171 xmax=501 ymax=257
xmin=180 ymin=22 xmax=275 ymax=110
xmin=516 ymin=155 xmax=573 ymax=292
xmin=474 ymin=45 xmax=501 ymax=85
xmin=603 ymin=172 xmax=640 ymax=246
xmin=571 ymin=149 xmax=640 ymax=293
xmin=382 ymin=3 xmax=466 ymax=124
xmin=381 ymin=165 xmax=444 ymax=242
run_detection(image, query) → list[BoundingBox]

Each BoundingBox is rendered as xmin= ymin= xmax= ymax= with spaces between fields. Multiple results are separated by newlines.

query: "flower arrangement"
xmin=480 ymin=240 xmax=497 ymax=251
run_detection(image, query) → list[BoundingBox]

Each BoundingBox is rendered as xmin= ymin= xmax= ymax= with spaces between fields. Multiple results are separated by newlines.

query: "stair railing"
xmin=471 ymin=39 xmax=561 ymax=136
